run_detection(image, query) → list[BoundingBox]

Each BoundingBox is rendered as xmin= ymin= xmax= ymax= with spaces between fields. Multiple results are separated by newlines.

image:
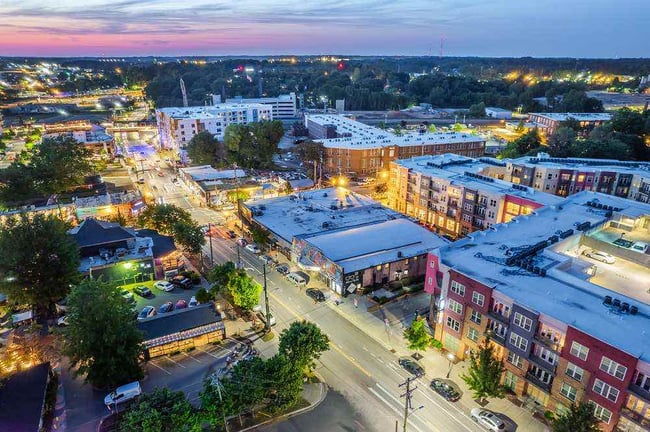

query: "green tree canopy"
xmin=30 ymin=136 xmax=95 ymax=195
xmin=172 ymin=221 xmax=205 ymax=255
xmin=468 ymin=102 xmax=486 ymax=118
xmin=552 ymin=402 xmax=600 ymax=432
xmin=0 ymin=213 xmax=80 ymax=317
xmin=227 ymin=270 xmax=261 ymax=311
xmin=223 ymin=120 xmax=284 ymax=168
xmin=122 ymin=387 xmax=200 ymax=432
xmin=461 ymin=338 xmax=506 ymax=402
xmin=138 ymin=204 xmax=205 ymax=254
xmin=513 ymin=129 xmax=542 ymax=155
xmin=279 ymin=320 xmax=330 ymax=371
xmin=263 ymin=354 xmax=304 ymax=413
xmin=186 ymin=131 xmax=223 ymax=166
xmin=547 ymin=127 xmax=577 ymax=158
xmin=63 ymin=279 xmax=143 ymax=388
xmin=250 ymin=225 xmax=270 ymax=249
xmin=403 ymin=316 xmax=432 ymax=352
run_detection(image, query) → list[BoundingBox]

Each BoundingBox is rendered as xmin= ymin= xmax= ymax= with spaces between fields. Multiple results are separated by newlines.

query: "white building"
xmin=485 ymin=107 xmax=513 ymax=120
xmin=155 ymin=103 xmax=273 ymax=153
xmin=212 ymin=93 xmax=298 ymax=119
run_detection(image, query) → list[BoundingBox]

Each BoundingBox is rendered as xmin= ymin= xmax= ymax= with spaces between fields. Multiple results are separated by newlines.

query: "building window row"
xmin=593 ymin=378 xmax=619 ymax=403
xmin=513 ymin=312 xmax=533 ymax=332
xmin=510 ymin=333 xmax=528 ymax=351
xmin=590 ymin=401 xmax=613 ymax=424
xmin=450 ymin=280 xmax=466 ymax=297
xmin=599 ymin=356 xmax=627 ymax=380
xmin=472 ymin=291 xmax=485 ymax=307
xmin=446 ymin=316 xmax=460 ymax=332
xmin=470 ymin=309 xmax=482 ymax=325
xmin=467 ymin=327 xmax=480 ymax=342
xmin=448 ymin=299 xmax=463 ymax=315
xmin=507 ymin=351 xmax=523 ymax=369
xmin=565 ymin=362 xmax=584 ymax=382
xmin=570 ymin=341 xmax=589 ymax=361
xmin=560 ymin=382 xmax=577 ymax=401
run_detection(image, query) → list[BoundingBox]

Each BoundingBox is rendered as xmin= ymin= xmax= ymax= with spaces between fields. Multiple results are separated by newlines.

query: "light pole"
xmin=446 ymin=352 xmax=456 ymax=378
xmin=209 ymin=222 xmax=214 ymax=266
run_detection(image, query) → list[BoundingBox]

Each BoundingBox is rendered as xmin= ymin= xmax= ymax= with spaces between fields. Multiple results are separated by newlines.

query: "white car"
xmin=245 ymin=244 xmax=261 ymax=254
xmin=470 ymin=408 xmax=506 ymax=431
xmin=584 ymin=250 xmax=616 ymax=264
xmin=153 ymin=281 xmax=174 ymax=292
xmin=189 ymin=296 xmax=199 ymax=307
xmin=57 ymin=315 xmax=69 ymax=327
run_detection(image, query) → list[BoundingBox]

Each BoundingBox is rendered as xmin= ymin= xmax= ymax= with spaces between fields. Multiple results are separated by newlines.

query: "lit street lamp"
xmin=446 ymin=352 xmax=456 ymax=378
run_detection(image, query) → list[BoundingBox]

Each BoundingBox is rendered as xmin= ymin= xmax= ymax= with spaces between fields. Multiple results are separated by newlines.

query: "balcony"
xmin=525 ymin=372 xmax=553 ymax=393
xmin=485 ymin=328 xmax=507 ymax=346
xmin=488 ymin=310 xmax=510 ymax=324
xmin=619 ymin=407 xmax=650 ymax=429
xmin=533 ymin=334 xmax=562 ymax=353
xmin=528 ymin=354 xmax=557 ymax=374
xmin=628 ymin=383 xmax=650 ymax=402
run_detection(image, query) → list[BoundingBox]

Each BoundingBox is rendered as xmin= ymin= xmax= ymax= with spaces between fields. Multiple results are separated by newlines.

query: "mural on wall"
xmin=293 ymin=237 xmax=343 ymax=281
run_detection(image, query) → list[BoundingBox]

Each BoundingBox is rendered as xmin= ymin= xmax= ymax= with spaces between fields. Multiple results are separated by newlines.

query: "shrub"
xmin=430 ymin=338 xmax=443 ymax=350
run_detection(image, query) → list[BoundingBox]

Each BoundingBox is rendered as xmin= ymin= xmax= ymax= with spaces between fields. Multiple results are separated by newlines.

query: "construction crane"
xmin=180 ymin=78 xmax=188 ymax=107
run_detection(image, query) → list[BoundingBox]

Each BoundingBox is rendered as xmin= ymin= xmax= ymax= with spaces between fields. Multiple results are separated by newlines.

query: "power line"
xmin=399 ymin=377 xmax=423 ymax=432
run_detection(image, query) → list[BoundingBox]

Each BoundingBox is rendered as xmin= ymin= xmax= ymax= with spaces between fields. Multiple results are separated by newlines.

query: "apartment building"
xmin=387 ymin=154 xmax=563 ymax=239
xmin=220 ymin=92 xmax=298 ymax=119
xmin=425 ymin=192 xmax=650 ymax=431
xmin=155 ymin=103 xmax=272 ymax=153
xmin=502 ymin=153 xmax=650 ymax=202
xmin=528 ymin=113 xmax=612 ymax=136
xmin=305 ymin=115 xmax=485 ymax=176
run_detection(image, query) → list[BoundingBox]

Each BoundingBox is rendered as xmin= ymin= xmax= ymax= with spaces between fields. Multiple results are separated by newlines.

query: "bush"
xmin=195 ymin=288 xmax=211 ymax=304
xmin=430 ymin=338 xmax=443 ymax=350
xmin=181 ymin=270 xmax=201 ymax=284
xmin=544 ymin=410 xmax=555 ymax=420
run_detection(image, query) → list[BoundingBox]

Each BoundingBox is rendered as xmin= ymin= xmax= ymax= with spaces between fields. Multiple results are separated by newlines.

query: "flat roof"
xmin=394 ymin=155 xmax=564 ymax=206
xmin=0 ymin=362 xmax=50 ymax=432
xmin=180 ymin=166 xmax=246 ymax=182
xmin=156 ymin=103 xmax=270 ymax=119
xmin=246 ymin=187 xmax=401 ymax=244
xmin=306 ymin=114 xmax=485 ymax=150
xmin=508 ymin=154 xmax=650 ymax=177
xmin=440 ymin=191 xmax=650 ymax=361
xmin=137 ymin=303 xmax=223 ymax=341
xmin=485 ymin=107 xmax=512 ymax=112
xmin=528 ymin=112 xmax=613 ymax=122
xmin=303 ymin=218 xmax=448 ymax=273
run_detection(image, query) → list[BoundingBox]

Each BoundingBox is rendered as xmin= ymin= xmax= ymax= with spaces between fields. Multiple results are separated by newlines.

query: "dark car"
xmin=169 ymin=275 xmax=192 ymax=289
xmin=306 ymin=288 xmax=326 ymax=302
xmin=133 ymin=285 xmax=153 ymax=298
xmin=227 ymin=230 xmax=237 ymax=239
xmin=175 ymin=299 xmax=188 ymax=310
xmin=138 ymin=306 xmax=157 ymax=321
xmin=275 ymin=264 xmax=290 ymax=275
xmin=158 ymin=301 xmax=174 ymax=314
xmin=398 ymin=357 xmax=425 ymax=378
xmin=430 ymin=378 xmax=461 ymax=402
xmin=236 ymin=238 xmax=248 ymax=247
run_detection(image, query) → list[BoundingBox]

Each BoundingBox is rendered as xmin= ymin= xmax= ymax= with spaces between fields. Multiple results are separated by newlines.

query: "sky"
xmin=0 ymin=0 xmax=648 ymax=58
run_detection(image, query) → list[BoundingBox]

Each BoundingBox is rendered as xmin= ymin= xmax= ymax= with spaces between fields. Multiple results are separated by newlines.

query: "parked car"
xmin=287 ymin=272 xmax=307 ymax=286
xmin=429 ymin=379 xmax=461 ymax=402
xmin=137 ymin=178 xmax=145 ymax=184
xmin=175 ymin=299 xmax=188 ymax=310
xmin=57 ymin=315 xmax=69 ymax=327
xmin=227 ymin=230 xmax=237 ymax=239
xmin=104 ymin=381 xmax=142 ymax=410
xmin=169 ymin=275 xmax=192 ymax=289
xmin=584 ymin=249 xmax=616 ymax=264
xmin=470 ymin=408 xmax=506 ymax=431
xmin=189 ymin=296 xmax=199 ymax=307
xmin=133 ymin=285 xmax=153 ymax=298
xmin=631 ymin=242 xmax=649 ymax=253
xmin=245 ymin=243 xmax=261 ymax=254
xmin=306 ymin=288 xmax=326 ymax=302
xmin=259 ymin=254 xmax=274 ymax=265
xmin=398 ymin=357 xmax=425 ymax=378
xmin=119 ymin=288 xmax=134 ymax=301
xmin=236 ymin=238 xmax=248 ymax=247
xmin=55 ymin=298 xmax=69 ymax=314
xmin=153 ymin=281 xmax=174 ymax=292
xmin=137 ymin=306 xmax=157 ymax=321
xmin=275 ymin=264 xmax=290 ymax=275
xmin=158 ymin=302 xmax=174 ymax=314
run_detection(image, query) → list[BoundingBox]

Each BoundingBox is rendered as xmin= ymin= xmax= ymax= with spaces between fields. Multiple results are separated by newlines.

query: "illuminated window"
xmin=506 ymin=202 xmax=520 ymax=214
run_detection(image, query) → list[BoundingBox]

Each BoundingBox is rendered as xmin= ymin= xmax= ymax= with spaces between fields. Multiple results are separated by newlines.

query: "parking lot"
xmin=119 ymin=279 xmax=206 ymax=318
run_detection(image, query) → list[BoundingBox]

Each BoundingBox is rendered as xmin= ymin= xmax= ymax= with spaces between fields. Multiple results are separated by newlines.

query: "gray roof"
xmin=0 ymin=362 xmax=50 ymax=432
xmin=135 ymin=229 xmax=176 ymax=258
xmin=68 ymin=218 xmax=134 ymax=248
xmin=137 ymin=304 xmax=222 ymax=341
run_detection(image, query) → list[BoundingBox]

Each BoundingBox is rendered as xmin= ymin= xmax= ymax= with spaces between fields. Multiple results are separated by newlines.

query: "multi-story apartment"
xmin=305 ymin=115 xmax=485 ymax=176
xmin=528 ymin=113 xmax=612 ymax=136
xmin=387 ymin=154 xmax=563 ymax=239
xmin=502 ymin=153 xmax=650 ymax=201
xmin=155 ymin=103 xmax=272 ymax=153
xmin=219 ymin=92 xmax=298 ymax=119
xmin=425 ymin=191 xmax=650 ymax=431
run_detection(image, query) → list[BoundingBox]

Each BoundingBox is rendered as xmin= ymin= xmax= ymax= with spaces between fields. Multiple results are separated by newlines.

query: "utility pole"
xmin=399 ymin=377 xmax=423 ymax=432
xmin=209 ymin=222 xmax=214 ymax=266
xmin=263 ymin=263 xmax=271 ymax=332
xmin=216 ymin=382 xmax=230 ymax=432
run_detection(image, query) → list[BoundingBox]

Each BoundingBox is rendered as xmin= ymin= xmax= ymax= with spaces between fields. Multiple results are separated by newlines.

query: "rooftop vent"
xmin=630 ymin=305 xmax=639 ymax=315
xmin=603 ymin=295 xmax=613 ymax=305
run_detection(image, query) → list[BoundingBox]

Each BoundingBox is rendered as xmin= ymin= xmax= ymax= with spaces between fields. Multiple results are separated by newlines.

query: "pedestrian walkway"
xmin=325 ymin=292 xmax=547 ymax=432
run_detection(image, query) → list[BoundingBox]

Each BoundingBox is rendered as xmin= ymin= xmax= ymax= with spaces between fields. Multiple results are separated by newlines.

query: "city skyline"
xmin=1 ymin=0 xmax=649 ymax=58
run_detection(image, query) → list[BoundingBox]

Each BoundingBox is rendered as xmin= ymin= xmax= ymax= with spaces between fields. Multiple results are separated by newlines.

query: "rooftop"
xmin=306 ymin=114 xmax=485 ymax=150
xmin=509 ymin=153 xmax=650 ymax=176
xmin=68 ymin=218 xmax=135 ymax=248
xmin=302 ymin=218 xmax=448 ymax=274
xmin=156 ymin=103 xmax=270 ymax=119
xmin=440 ymin=191 xmax=650 ymax=361
xmin=73 ymin=191 xmax=142 ymax=209
xmin=245 ymin=187 xmax=401 ymax=243
xmin=528 ymin=112 xmax=613 ymax=122
xmin=180 ymin=166 xmax=246 ymax=182
xmin=137 ymin=303 xmax=223 ymax=345
xmin=0 ymin=362 xmax=50 ymax=432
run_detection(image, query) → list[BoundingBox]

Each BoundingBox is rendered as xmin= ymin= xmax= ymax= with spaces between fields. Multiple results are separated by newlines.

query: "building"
xmin=0 ymin=363 xmax=52 ymax=432
xmin=74 ymin=191 xmax=145 ymax=220
xmin=502 ymin=153 xmax=650 ymax=201
xmin=219 ymin=92 xmax=297 ymax=119
xmin=178 ymin=165 xmax=270 ymax=206
xmin=137 ymin=304 xmax=225 ymax=359
xmin=155 ymin=103 xmax=272 ymax=153
xmin=527 ymin=113 xmax=612 ymax=137
xmin=68 ymin=218 xmax=155 ymax=283
xmin=305 ymin=114 xmax=486 ymax=177
xmin=41 ymin=121 xmax=115 ymax=153
xmin=388 ymin=154 xmax=563 ymax=239
xmin=425 ymin=192 xmax=650 ymax=431
xmin=485 ymin=107 xmax=513 ymax=120
xmin=242 ymin=187 xmax=447 ymax=295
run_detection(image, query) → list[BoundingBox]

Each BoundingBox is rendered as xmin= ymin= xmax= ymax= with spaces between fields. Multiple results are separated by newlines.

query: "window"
xmin=591 ymin=402 xmax=612 ymax=424
xmin=599 ymin=357 xmax=627 ymax=380
xmin=560 ymin=383 xmax=577 ymax=401
xmin=504 ymin=371 xmax=518 ymax=391
xmin=467 ymin=327 xmax=479 ymax=342
xmin=446 ymin=316 xmax=460 ymax=332
xmin=535 ymin=346 xmax=558 ymax=365
xmin=489 ymin=199 xmax=497 ymax=207
xmin=529 ymin=365 xmax=552 ymax=384
xmin=507 ymin=351 xmax=523 ymax=369
xmin=470 ymin=309 xmax=482 ymax=325
xmin=593 ymin=379 xmax=619 ymax=403
xmin=450 ymin=280 xmax=465 ymax=297
xmin=472 ymin=292 xmax=485 ymax=307
xmin=448 ymin=299 xmax=463 ymax=315
xmin=565 ymin=363 xmax=584 ymax=382
xmin=570 ymin=341 xmax=589 ymax=361
xmin=513 ymin=312 xmax=533 ymax=331
xmin=509 ymin=333 xmax=528 ymax=351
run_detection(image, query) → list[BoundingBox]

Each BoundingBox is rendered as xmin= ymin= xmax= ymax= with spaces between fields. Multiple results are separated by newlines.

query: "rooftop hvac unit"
xmin=630 ymin=305 xmax=639 ymax=315
xmin=603 ymin=295 xmax=613 ymax=305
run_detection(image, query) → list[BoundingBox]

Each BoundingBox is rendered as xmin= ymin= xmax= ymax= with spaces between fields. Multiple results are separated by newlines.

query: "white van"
xmin=104 ymin=381 xmax=142 ymax=409
xmin=287 ymin=272 xmax=307 ymax=286
xmin=631 ymin=242 xmax=649 ymax=253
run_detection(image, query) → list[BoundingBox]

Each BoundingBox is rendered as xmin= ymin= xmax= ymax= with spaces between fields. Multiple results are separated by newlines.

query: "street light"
xmin=446 ymin=352 xmax=456 ymax=378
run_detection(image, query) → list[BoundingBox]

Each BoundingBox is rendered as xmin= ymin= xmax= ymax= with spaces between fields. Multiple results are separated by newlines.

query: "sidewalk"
xmin=326 ymin=291 xmax=547 ymax=432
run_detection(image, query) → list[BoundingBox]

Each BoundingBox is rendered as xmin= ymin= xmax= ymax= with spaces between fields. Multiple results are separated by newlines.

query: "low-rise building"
xmin=178 ymin=165 xmax=270 ymax=206
xmin=0 ymin=362 xmax=52 ymax=432
xmin=485 ymin=107 xmax=513 ymax=120
xmin=426 ymin=192 xmax=650 ymax=431
xmin=305 ymin=114 xmax=486 ymax=177
xmin=527 ymin=113 xmax=612 ymax=137
xmin=388 ymin=154 xmax=563 ymax=239
xmin=41 ymin=121 xmax=114 ymax=153
xmin=73 ymin=191 xmax=145 ymax=220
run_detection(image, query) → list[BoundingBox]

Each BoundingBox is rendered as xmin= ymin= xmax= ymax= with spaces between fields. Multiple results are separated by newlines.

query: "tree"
xmin=547 ymin=127 xmax=577 ymax=158
xmin=138 ymin=204 xmax=205 ymax=254
xmin=207 ymin=261 xmax=236 ymax=287
xmin=263 ymin=354 xmax=304 ymax=413
xmin=30 ymin=136 xmax=95 ymax=195
xmin=279 ymin=320 xmax=330 ymax=371
xmin=552 ymin=402 xmax=601 ymax=432
xmin=295 ymin=140 xmax=325 ymax=180
xmin=63 ymin=279 xmax=144 ymax=389
xmin=461 ymin=338 xmax=505 ymax=403
xmin=186 ymin=131 xmax=223 ymax=166
xmin=227 ymin=270 xmax=262 ymax=311
xmin=122 ymin=388 xmax=200 ymax=432
xmin=513 ymin=129 xmax=542 ymax=155
xmin=468 ymin=102 xmax=486 ymax=118
xmin=224 ymin=357 xmax=266 ymax=418
xmin=291 ymin=121 xmax=309 ymax=137
xmin=250 ymin=225 xmax=270 ymax=250
xmin=0 ymin=214 xmax=80 ymax=318
xmin=223 ymin=121 xmax=284 ymax=168
xmin=0 ymin=163 xmax=37 ymax=205
xmin=172 ymin=221 xmax=205 ymax=255
xmin=403 ymin=316 xmax=431 ymax=352
xmin=195 ymin=288 xmax=211 ymax=304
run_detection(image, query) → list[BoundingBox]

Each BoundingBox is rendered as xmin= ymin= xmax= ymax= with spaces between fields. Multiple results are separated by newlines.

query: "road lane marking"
xmin=368 ymin=387 xmax=425 ymax=432
xmin=148 ymin=361 xmax=172 ymax=375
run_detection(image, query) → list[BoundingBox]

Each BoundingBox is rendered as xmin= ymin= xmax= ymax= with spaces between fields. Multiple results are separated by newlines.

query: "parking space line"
xmin=148 ymin=361 xmax=172 ymax=375
xmin=182 ymin=352 xmax=203 ymax=363
xmin=196 ymin=347 xmax=222 ymax=359
xmin=165 ymin=356 xmax=186 ymax=368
